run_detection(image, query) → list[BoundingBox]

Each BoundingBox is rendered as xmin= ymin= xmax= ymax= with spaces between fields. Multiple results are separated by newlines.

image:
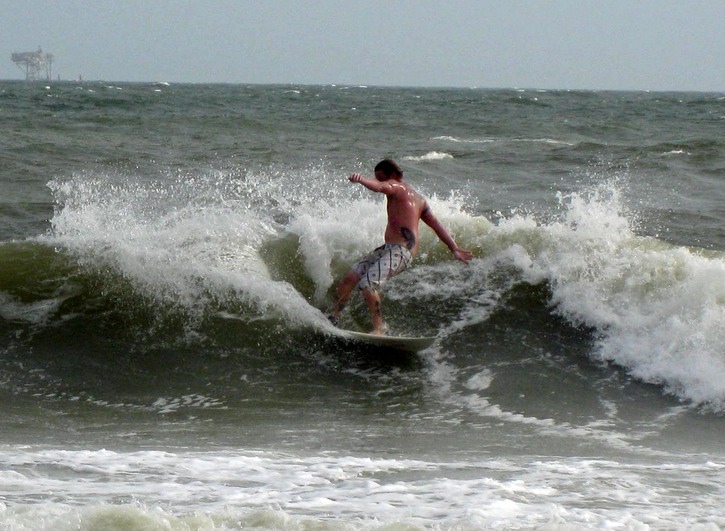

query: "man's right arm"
xmin=348 ymin=173 xmax=399 ymax=196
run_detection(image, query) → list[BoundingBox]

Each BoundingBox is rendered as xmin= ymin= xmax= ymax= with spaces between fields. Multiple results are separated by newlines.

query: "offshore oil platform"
xmin=11 ymin=47 xmax=54 ymax=81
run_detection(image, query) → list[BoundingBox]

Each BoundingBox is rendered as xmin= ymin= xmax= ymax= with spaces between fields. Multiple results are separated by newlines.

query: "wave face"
xmin=0 ymin=164 xmax=722 ymax=411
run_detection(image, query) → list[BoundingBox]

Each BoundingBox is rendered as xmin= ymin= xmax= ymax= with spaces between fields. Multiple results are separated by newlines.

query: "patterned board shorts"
xmin=353 ymin=243 xmax=413 ymax=292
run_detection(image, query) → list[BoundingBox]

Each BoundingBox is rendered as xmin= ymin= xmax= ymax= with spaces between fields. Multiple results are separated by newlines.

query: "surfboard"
xmin=333 ymin=328 xmax=436 ymax=352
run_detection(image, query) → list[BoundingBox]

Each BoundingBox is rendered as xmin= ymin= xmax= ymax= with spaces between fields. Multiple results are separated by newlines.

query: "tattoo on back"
xmin=401 ymin=227 xmax=416 ymax=250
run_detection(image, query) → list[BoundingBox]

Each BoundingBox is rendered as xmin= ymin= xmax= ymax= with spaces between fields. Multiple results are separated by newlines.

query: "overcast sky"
xmin=2 ymin=0 xmax=723 ymax=91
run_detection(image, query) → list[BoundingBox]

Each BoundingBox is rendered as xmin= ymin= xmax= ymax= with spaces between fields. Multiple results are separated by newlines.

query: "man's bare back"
xmin=349 ymin=172 xmax=427 ymax=255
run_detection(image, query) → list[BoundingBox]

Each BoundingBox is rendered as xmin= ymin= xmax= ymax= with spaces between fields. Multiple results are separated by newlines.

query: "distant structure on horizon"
xmin=11 ymin=47 xmax=54 ymax=81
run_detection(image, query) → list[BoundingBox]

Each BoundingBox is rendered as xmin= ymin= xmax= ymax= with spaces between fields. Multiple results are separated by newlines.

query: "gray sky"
xmin=2 ymin=0 xmax=723 ymax=91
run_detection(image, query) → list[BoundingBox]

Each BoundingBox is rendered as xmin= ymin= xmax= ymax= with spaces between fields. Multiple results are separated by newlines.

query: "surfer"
xmin=329 ymin=159 xmax=473 ymax=334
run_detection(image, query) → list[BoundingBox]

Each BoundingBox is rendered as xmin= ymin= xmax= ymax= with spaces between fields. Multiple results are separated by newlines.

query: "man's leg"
xmin=362 ymin=289 xmax=384 ymax=335
xmin=329 ymin=269 xmax=361 ymax=322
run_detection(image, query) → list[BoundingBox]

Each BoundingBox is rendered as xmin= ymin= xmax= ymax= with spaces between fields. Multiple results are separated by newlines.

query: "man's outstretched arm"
xmin=348 ymin=173 xmax=394 ymax=194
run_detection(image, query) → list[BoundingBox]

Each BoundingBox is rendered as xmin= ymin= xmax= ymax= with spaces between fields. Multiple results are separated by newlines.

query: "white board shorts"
xmin=353 ymin=243 xmax=413 ymax=292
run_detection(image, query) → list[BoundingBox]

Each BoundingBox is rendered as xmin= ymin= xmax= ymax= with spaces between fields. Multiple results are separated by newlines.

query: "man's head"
xmin=374 ymin=159 xmax=403 ymax=181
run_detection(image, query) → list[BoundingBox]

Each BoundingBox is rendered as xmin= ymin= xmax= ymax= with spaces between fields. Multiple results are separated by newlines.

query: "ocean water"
xmin=0 ymin=81 xmax=724 ymax=529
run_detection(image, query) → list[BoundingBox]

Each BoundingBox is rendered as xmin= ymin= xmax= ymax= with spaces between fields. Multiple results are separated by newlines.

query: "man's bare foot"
xmin=370 ymin=323 xmax=389 ymax=336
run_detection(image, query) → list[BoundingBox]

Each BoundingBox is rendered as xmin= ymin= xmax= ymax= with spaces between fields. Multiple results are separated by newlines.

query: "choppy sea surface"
xmin=1 ymin=81 xmax=724 ymax=529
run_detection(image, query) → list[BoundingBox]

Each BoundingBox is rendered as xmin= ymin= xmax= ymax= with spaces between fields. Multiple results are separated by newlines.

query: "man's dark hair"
xmin=374 ymin=159 xmax=403 ymax=178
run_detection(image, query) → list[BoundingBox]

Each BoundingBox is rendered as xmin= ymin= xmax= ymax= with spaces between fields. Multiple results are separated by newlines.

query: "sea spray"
xmin=44 ymin=169 xmax=324 ymax=331
xmin=494 ymin=180 xmax=725 ymax=408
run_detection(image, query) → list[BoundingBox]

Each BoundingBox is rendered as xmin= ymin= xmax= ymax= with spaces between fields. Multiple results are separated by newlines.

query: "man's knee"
xmin=337 ymin=271 xmax=361 ymax=293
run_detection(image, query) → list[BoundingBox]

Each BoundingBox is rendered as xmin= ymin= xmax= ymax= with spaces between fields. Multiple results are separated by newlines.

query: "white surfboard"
xmin=333 ymin=328 xmax=436 ymax=352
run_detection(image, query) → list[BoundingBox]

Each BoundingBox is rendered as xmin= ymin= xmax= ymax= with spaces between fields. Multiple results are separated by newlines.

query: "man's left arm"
xmin=421 ymin=209 xmax=473 ymax=264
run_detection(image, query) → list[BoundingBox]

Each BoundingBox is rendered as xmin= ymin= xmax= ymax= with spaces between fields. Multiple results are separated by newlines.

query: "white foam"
xmin=0 ymin=448 xmax=722 ymax=529
xmin=403 ymin=151 xmax=454 ymax=162
xmin=0 ymin=292 xmax=65 ymax=325
xmin=151 ymin=394 xmax=225 ymax=414
xmin=432 ymin=135 xmax=494 ymax=144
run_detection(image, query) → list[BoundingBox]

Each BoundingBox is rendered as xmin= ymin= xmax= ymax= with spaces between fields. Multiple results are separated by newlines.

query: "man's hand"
xmin=453 ymin=247 xmax=474 ymax=264
xmin=349 ymin=172 xmax=390 ymax=194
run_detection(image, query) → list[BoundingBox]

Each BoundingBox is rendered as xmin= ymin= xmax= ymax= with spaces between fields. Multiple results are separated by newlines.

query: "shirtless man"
xmin=329 ymin=159 xmax=473 ymax=334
